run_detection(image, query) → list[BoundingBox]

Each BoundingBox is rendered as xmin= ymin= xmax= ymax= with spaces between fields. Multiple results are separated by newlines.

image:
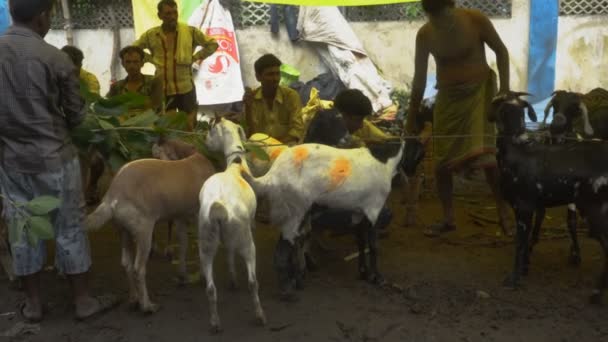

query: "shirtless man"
xmin=405 ymin=0 xmax=512 ymax=236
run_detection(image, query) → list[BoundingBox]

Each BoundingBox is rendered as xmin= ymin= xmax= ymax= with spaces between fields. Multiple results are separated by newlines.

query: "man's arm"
xmin=59 ymin=61 xmax=87 ymax=129
xmin=405 ymin=28 xmax=430 ymax=135
xmin=192 ymin=28 xmax=219 ymax=61
xmin=475 ymin=12 xmax=510 ymax=93
xmin=133 ymin=31 xmax=154 ymax=64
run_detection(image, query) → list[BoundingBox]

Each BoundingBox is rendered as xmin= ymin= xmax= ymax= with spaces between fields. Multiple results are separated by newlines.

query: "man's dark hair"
xmin=9 ymin=0 xmax=54 ymax=23
xmin=119 ymin=46 xmax=145 ymax=61
xmin=157 ymin=0 xmax=177 ymax=13
xmin=421 ymin=0 xmax=455 ymax=16
xmin=334 ymin=89 xmax=373 ymax=118
xmin=61 ymin=45 xmax=84 ymax=66
xmin=254 ymin=54 xmax=282 ymax=75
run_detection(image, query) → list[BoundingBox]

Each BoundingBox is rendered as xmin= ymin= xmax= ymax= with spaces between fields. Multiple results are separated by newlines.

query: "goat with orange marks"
xmin=242 ymin=140 xmax=408 ymax=297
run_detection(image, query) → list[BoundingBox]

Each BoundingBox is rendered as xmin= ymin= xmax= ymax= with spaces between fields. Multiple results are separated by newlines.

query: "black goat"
xmin=491 ymin=92 xmax=608 ymax=304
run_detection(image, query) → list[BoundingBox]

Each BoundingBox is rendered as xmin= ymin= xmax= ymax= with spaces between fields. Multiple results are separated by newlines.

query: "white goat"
xmin=85 ymin=139 xmax=216 ymax=313
xmin=198 ymin=117 xmax=266 ymax=333
xmin=242 ymin=141 xmax=405 ymax=289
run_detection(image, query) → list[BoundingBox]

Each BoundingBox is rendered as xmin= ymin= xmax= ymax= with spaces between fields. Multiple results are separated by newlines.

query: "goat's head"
xmin=544 ymin=90 xmax=594 ymax=136
xmin=152 ymin=136 xmax=198 ymax=160
xmin=205 ymin=116 xmax=247 ymax=162
xmin=401 ymin=138 xmax=425 ymax=177
xmin=489 ymin=92 xmax=537 ymax=137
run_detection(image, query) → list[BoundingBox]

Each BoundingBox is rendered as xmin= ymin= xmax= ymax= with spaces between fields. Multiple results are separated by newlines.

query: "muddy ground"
xmin=1 ymin=178 xmax=608 ymax=342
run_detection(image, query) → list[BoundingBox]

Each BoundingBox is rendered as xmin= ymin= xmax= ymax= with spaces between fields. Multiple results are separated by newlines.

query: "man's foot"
xmin=75 ymin=294 xmax=120 ymax=321
xmin=423 ymin=222 xmax=456 ymax=238
xmin=18 ymin=301 xmax=42 ymax=323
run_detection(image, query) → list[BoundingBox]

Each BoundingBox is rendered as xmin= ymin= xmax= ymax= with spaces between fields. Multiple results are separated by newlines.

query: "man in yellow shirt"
xmin=134 ymin=0 xmax=218 ymax=130
xmin=61 ymin=45 xmax=100 ymax=95
xmin=243 ymin=54 xmax=304 ymax=144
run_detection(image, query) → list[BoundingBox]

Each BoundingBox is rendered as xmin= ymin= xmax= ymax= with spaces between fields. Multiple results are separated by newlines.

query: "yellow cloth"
xmin=249 ymin=86 xmax=304 ymax=142
xmin=80 ymin=69 xmax=100 ymax=95
xmin=134 ymin=23 xmax=218 ymax=96
xmin=433 ymin=71 xmax=498 ymax=171
xmin=354 ymin=120 xmax=392 ymax=144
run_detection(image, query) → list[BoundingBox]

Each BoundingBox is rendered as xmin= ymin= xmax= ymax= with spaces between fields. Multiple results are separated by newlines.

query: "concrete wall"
xmin=555 ymin=15 xmax=608 ymax=92
xmin=42 ymin=0 xmax=605 ymax=99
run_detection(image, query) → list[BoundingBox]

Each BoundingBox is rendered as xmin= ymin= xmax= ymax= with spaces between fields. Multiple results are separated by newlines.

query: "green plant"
xmin=2 ymin=195 xmax=61 ymax=247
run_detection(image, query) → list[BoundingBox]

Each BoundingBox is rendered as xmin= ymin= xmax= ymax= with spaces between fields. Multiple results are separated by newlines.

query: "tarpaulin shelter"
xmin=0 ymin=0 xmax=10 ymax=34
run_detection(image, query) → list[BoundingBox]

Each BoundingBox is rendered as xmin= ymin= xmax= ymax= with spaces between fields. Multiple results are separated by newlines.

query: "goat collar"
xmin=225 ymin=146 xmax=246 ymax=165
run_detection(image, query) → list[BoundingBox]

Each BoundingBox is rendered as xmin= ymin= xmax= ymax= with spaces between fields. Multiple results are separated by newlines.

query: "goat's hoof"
xmin=502 ymin=275 xmax=520 ymax=289
xmin=209 ymin=323 xmax=223 ymax=334
xmin=141 ymin=302 xmax=160 ymax=314
xmin=367 ymin=272 xmax=385 ymax=286
xmin=569 ymin=254 xmax=582 ymax=266
xmin=255 ymin=313 xmax=267 ymax=326
xmin=589 ymin=292 xmax=603 ymax=305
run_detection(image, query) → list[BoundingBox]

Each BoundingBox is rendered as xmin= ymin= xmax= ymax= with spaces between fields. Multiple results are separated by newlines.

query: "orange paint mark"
xmin=328 ymin=157 xmax=352 ymax=191
xmin=270 ymin=147 xmax=286 ymax=161
xmin=292 ymin=146 xmax=310 ymax=169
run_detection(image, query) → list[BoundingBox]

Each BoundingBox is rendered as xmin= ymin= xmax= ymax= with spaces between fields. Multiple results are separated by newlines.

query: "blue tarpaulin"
xmin=527 ymin=0 xmax=559 ymax=121
xmin=0 ymin=0 xmax=10 ymax=34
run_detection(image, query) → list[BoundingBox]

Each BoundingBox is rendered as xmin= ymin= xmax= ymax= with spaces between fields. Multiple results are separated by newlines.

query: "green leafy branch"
xmin=1 ymin=195 xmax=60 ymax=247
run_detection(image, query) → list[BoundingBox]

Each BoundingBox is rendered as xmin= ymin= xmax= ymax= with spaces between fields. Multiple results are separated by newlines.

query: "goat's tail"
xmin=85 ymin=201 xmax=112 ymax=232
xmin=209 ymin=201 xmax=229 ymax=227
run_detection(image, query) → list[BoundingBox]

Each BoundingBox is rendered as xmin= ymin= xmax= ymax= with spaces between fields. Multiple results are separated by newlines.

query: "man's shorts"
xmin=166 ymin=86 xmax=198 ymax=113
xmin=0 ymin=157 xmax=91 ymax=276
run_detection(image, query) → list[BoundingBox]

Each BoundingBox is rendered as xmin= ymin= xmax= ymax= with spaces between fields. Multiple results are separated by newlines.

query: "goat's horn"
xmin=543 ymin=98 xmax=554 ymax=125
xmin=580 ymin=102 xmax=595 ymax=136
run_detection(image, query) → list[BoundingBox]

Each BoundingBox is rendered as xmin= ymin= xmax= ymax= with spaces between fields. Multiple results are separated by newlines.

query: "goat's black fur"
xmin=492 ymin=92 xmax=608 ymax=304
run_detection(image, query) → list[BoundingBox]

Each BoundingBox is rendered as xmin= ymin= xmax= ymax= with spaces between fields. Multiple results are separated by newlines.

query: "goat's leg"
xmin=355 ymin=223 xmax=368 ymax=281
xmin=241 ymin=238 xmax=266 ymax=326
xmin=589 ymin=219 xmax=608 ymax=305
xmin=504 ymin=207 xmax=533 ymax=288
xmin=567 ymin=204 xmax=581 ymax=266
xmin=198 ymin=235 xmax=221 ymax=333
xmin=175 ymin=220 xmax=188 ymax=285
xmin=366 ymin=221 xmax=384 ymax=285
xmin=274 ymin=236 xmax=297 ymax=302
xmin=227 ymin=250 xmax=238 ymax=291
xmin=120 ymin=231 xmax=138 ymax=309
xmin=133 ymin=229 xmax=158 ymax=313
xmin=526 ymin=206 xmax=545 ymax=276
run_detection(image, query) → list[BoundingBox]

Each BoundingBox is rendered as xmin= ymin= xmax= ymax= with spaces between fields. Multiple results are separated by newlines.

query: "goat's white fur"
xmin=198 ymin=118 xmax=266 ymax=332
xmin=243 ymin=143 xmax=405 ymax=243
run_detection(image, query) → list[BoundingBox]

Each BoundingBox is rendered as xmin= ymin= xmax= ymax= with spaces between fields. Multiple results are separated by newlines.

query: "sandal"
xmin=423 ymin=222 xmax=456 ymax=237
xmin=18 ymin=302 xmax=42 ymax=323
xmin=75 ymin=294 xmax=120 ymax=321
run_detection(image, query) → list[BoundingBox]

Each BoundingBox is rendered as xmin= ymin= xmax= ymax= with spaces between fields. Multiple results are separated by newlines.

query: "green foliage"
xmin=3 ymin=195 xmax=60 ymax=247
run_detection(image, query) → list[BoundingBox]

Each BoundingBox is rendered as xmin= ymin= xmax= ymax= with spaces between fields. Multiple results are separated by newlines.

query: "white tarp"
xmin=188 ymin=0 xmax=244 ymax=105
xmin=297 ymin=6 xmax=393 ymax=113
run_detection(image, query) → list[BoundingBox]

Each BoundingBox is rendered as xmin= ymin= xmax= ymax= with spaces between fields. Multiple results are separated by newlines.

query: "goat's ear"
xmin=157 ymin=134 xmax=167 ymax=145
xmin=524 ymin=101 xmax=538 ymax=122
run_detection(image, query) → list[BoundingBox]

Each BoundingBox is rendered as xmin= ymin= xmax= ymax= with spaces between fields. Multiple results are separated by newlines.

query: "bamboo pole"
xmin=60 ymin=0 xmax=74 ymax=46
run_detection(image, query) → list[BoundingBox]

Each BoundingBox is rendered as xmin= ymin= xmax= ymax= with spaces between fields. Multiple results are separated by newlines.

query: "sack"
xmin=188 ymin=0 xmax=244 ymax=105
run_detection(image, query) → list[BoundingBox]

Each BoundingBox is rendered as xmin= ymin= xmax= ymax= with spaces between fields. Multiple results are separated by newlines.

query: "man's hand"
xmin=243 ymin=87 xmax=254 ymax=110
